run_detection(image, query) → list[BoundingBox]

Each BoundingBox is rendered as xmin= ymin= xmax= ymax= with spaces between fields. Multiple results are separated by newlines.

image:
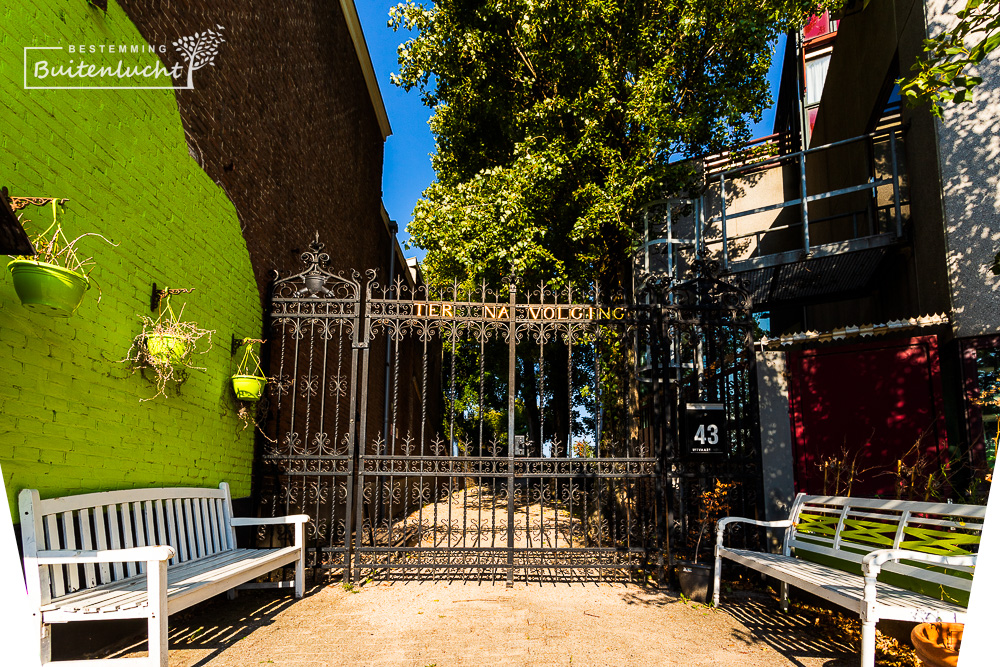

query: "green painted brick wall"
xmin=0 ymin=1 xmax=261 ymax=521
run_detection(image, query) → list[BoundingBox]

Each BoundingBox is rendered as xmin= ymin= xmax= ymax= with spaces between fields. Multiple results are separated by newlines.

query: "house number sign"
xmin=683 ymin=403 xmax=727 ymax=456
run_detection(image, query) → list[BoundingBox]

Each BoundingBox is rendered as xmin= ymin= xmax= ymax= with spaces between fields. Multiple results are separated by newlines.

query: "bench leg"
xmin=39 ymin=618 xmax=51 ymax=665
xmin=148 ymin=559 xmax=169 ymax=667
xmin=780 ymin=581 xmax=789 ymax=612
xmin=712 ymin=554 xmax=722 ymax=607
xmin=294 ymin=520 xmax=305 ymax=598
xmin=860 ymin=619 xmax=877 ymax=667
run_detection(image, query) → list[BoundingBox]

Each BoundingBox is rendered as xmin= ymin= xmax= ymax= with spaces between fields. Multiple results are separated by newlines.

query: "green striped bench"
xmin=713 ymin=493 xmax=984 ymax=667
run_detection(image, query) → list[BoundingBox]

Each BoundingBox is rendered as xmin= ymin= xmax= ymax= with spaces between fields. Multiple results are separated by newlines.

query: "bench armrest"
xmin=230 ymin=514 xmax=310 ymax=526
xmin=861 ymin=549 xmax=977 ymax=577
xmin=716 ymin=517 xmax=792 ymax=549
xmin=35 ymin=546 xmax=176 ymax=565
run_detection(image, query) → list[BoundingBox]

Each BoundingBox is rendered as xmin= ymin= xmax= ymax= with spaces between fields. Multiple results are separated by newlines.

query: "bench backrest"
xmin=19 ymin=483 xmax=237 ymax=605
xmin=786 ymin=494 xmax=985 ymax=603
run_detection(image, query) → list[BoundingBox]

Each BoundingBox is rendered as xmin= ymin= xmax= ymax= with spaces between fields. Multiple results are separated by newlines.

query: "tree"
xmin=173 ymin=25 xmax=226 ymax=90
xmin=899 ymin=0 xmax=1000 ymax=117
xmin=391 ymin=0 xmax=836 ymax=294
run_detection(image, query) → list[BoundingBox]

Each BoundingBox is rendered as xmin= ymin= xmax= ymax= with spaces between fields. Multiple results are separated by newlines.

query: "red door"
xmin=787 ymin=336 xmax=948 ymax=497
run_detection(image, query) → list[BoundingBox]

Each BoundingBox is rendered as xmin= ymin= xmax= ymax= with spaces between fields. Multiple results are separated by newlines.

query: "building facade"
xmin=0 ymin=0 xmax=402 ymax=533
xmin=644 ymin=0 xmax=998 ymax=518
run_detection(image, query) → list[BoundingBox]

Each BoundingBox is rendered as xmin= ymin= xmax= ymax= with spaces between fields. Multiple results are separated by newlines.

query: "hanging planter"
xmin=145 ymin=332 xmax=190 ymax=365
xmin=121 ymin=293 xmax=214 ymax=400
xmin=7 ymin=259 xmax=89 ymax=316
xmin=5 ymin=199 xmax=114 ymax=317
xmin=232 ymin=341 xmax=267 ymax=401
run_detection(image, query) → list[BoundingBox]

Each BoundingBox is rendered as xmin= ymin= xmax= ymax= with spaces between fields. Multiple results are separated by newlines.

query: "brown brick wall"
xmin=116 ymin=0 xmax=391 ymax=303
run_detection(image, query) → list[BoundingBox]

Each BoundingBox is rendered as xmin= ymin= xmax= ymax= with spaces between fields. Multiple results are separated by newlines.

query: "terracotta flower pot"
xmin=911 ymin=622 xmax=962 ymax=667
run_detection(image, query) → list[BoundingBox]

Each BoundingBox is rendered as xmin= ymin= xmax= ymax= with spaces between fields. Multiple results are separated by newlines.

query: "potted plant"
xmin=674 ymin=479 xmax=735 ymax=603
xmin=232 ymin=341 xmax=267 ymax=401
xmin=911 ymin=622 xmax=962 ymax=667
xmin=6 ymin=203 xmax=115 ymax=316
xmin=121 ymin=294 xmax=214 ymax=400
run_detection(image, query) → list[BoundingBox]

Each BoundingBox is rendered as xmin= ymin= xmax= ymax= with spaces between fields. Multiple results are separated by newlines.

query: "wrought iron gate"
xmin=260 ymin=238 xmax=668 ymax=584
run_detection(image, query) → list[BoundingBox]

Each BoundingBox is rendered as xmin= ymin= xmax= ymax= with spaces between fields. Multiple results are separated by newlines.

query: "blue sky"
xmin=355 ymin=4 xmax=787 ymax=262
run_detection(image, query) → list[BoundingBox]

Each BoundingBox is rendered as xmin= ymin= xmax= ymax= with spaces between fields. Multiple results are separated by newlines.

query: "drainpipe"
xmin=381 ymin=216 xmax=398 ymax=455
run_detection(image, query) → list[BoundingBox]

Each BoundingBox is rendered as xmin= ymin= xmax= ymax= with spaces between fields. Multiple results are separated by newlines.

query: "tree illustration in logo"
xmin=172 ymin=25 xmax=226 ymax=89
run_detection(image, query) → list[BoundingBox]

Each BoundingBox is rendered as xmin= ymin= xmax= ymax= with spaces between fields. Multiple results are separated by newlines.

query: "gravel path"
xmin=107 ymin=582 xmax=856 ymax=666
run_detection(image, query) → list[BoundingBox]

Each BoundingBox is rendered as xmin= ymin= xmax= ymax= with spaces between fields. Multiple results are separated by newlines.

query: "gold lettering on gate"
xmin=407 ymin=301 xmax=628 ymax=320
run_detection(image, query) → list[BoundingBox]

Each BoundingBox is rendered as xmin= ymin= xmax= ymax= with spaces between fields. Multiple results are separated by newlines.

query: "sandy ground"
xmin=106 ymin=582 xmax=858 ymax=667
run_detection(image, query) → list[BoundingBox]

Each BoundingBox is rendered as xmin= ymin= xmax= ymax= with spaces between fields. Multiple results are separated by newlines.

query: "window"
xmin=805 ymin=54 xmax=831 ymax=106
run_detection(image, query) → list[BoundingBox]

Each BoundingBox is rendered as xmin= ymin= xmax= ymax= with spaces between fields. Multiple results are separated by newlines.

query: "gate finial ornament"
xmin=293 ymin=232 xmax=334 ymax=298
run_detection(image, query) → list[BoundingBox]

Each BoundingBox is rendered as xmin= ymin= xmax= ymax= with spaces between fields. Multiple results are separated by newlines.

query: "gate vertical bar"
xmin=352 ymin=277 xmax=373 ymax=584
xmin=507 ymin=280 xmax=516 ymax=587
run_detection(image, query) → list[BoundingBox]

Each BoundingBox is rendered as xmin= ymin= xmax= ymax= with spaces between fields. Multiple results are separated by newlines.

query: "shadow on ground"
xmin=721 ymin=595 xmax=856 ymax=667
xmin=100 ymin=586 xmax=313 ymax=667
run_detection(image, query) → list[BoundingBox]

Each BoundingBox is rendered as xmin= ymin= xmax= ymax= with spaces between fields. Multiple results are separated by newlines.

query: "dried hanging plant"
xmin=11 ymin=201 xmax=117 ymax=277
xmin=120 ymin=294 xmax=214 ymax=400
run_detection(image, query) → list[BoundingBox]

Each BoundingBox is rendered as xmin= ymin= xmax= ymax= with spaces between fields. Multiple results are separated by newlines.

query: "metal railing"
xmin=708 ymin=129 xmax=904 ymax=272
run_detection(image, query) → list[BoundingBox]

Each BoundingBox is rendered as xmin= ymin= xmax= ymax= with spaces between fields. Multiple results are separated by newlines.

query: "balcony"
xmin=641 ymin=128 xmax=909 ymax=307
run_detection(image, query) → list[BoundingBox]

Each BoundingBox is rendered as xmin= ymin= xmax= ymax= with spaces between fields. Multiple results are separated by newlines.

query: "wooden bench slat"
xmin=46 ymin=514 xmax=66 ymax=598
xmin=79 ymin=508 xmax=99 ymax=588
xmin=171 ymin=499 xmax=186 ymax=563
xmin=60 ymin=511 xmax=81 ymax=593
xmin=39 ymin=550 xmax=253 ymax=611
xmin=106 ymin=504 xmax=124 ymax=581
xmin=154 ymin=499 xmax=169 ymax=556
xmin=93 ymin=506 xmax=113 ymax=584
xmin=120 ymin=502 xmax=136 ymax=578
xmin=183 ymin=499 xmax=198 ymax=560
xmin=37 ymin=487 xmax=229 ymax=515
xmin=194 ymin=498 xmax=208 ymax=558
xmin=132 ymin=502 xmax=147 ymax=575
xmin=43 ymin=548 xmax=298 ymax=615
xmin=207 ymin=498 xmax=222 ymax=555
xmin=721 ymin=548 xmax=970 ymax=617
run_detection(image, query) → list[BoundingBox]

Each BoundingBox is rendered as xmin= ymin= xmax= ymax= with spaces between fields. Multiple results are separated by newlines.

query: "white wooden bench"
xmin=713 ymin=493 xmax=984 ymax=667
xmin=19 ymin=483 xmax=309 ymax=667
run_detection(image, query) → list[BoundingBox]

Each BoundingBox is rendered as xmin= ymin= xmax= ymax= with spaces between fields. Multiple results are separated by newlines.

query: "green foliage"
xmin=391 ymin=0 xmax=834 ymax=291
xmin=899 ymin=0 xmax=1000 ymax=117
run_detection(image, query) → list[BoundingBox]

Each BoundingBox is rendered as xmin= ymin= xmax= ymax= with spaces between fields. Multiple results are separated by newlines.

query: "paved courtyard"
xmin=105 ymin=581 xmax=859 ymax=667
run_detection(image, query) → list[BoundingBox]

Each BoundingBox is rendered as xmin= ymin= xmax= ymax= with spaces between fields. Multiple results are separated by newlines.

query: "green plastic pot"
xmin=7 ymin=259 xmax=90 ymax=317
xmin=232 ymin=375 xmax=267 ymax=401
xmin=146 ymin=333 xmax=189 ymax=365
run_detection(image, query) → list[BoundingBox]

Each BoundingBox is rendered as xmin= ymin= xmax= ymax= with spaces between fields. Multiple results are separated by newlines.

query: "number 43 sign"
xmin=683 ymin=403 xmax=727 ymax=456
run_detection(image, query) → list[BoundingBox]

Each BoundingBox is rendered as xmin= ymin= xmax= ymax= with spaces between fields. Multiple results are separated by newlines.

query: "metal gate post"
xmin=506 ymin=279 xmax=517 ymax=587
xmin=651 ymin=303 xmax=671 ymax=587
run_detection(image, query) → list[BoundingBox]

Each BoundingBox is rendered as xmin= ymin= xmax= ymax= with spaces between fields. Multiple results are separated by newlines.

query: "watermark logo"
xmin=24 ymin=26 xmax=226 ymax=90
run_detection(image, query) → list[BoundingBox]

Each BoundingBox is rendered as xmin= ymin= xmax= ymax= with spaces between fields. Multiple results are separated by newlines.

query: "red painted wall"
xmin=787 ymin=336 xmax=948 ymax=497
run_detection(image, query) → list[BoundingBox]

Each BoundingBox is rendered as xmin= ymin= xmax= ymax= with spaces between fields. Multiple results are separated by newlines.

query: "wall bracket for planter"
xmin=0 ymin=187 xmax=37 ymax=255
xmin=150 ymin=284 xmax=195 ymax=312
xmin=231 ymin=335 xmax=266 ymax=356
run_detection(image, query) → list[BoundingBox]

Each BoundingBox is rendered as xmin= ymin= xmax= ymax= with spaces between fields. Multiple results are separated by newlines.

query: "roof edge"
xmin=340 ymin=0 xmax=392 ymax=140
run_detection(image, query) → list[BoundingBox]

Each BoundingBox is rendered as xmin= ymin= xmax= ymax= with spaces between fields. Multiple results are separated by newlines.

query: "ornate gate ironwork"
xmin=261 ymin=237 xmax=668 ymax=584
xmin=641 ymin=261 xmax=765 ymax=564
